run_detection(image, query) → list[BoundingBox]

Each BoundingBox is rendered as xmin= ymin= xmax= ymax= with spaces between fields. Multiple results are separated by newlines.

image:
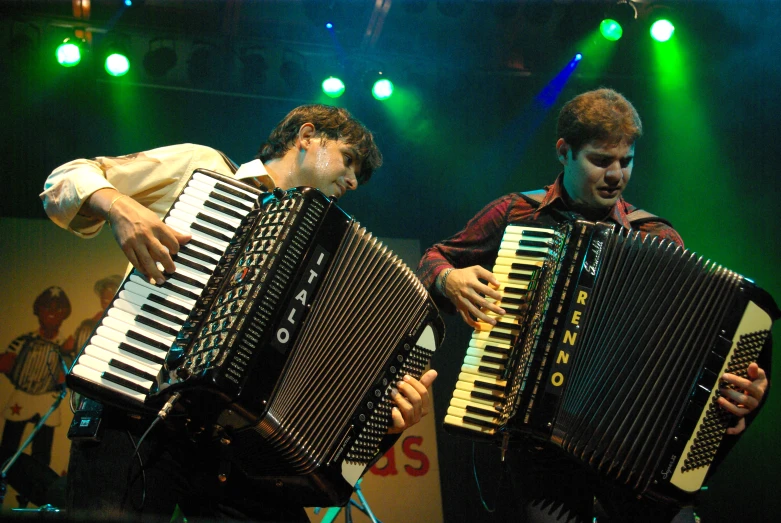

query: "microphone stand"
xmin=313 ymin=478 xmax=382 ymax=523
xmin=0 ymin=355 xmax=69 ymax=510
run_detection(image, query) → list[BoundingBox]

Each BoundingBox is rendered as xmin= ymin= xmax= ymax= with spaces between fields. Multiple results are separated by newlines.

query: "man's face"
xmin=296 ymin=137 xmax=361 ymax=199
xmin=559 ymin=138 xmax=634 ymax=215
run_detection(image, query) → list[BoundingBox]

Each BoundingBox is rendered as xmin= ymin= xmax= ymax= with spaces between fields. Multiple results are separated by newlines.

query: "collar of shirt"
xmin=536 ymin=173 xmax=633 ymax=229
xmin=235 ymin=159 xmax=277 ymax=192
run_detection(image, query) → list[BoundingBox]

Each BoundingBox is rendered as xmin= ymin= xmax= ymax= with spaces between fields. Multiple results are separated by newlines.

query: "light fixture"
xmin=239 ymin=46 xmax=268 ymax=91
xmin=279 ymin=50 xmax=313 ymax=95
xmin=56 ymin=38 xmax=84 ymax=67
xmin=599 ymin=1 xmax=638 ymax=41
xmin=322 ymin=76 xmax=345 ymax=98
xmin=187 ymin=42 xmax=219 ymax=87
xmin=143 ymin=38 xmax=177 ymax=78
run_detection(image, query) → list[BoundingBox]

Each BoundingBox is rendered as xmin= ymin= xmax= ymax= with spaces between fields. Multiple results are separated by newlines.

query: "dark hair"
xmin=557 ymin=88 xmax=643 ymax=156
xmin=33 ymin=286 xmax=71 ymax=318
xmin=257 ymin=104 xmax=383 ymax=184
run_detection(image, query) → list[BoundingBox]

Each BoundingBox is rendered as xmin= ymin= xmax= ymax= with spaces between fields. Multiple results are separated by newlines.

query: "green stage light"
xmin=650 ymin=19 xmax=675 ymax=42
xmin=372 ymin=78 xmax=394 ymax=100
xmin=105 ymin=52 xmax=130 ymax=76
xmin=322 ymin=76 xmax=345 ymax=98
xmin=56 ymin=39 xmax=82 ymax=67
xmin=600 ymin=19 xmax=623 ymax=41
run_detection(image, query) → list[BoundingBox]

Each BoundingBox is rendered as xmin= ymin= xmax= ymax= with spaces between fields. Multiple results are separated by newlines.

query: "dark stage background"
xmin=2 ymin=1 xmax=780 ymax=521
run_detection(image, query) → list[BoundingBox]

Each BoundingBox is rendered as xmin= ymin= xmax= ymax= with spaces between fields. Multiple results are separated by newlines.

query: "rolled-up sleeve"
xmin=40 ymin=144 xmax=228 ymax=238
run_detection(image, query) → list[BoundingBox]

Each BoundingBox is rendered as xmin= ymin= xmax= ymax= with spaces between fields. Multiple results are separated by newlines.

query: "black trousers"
xmin=65 ymin=410 xmax=309 ymax=523
xmin=498 ymin=447 xmax=696 ymax=523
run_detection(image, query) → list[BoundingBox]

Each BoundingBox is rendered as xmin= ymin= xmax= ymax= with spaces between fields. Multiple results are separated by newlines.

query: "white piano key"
xmin=104 ymin=311 xmax=177 ymax=344
xmin=124 ymin=281 xmax=194 ymax=312
xmin=91 ymin=333 xmax=165 ymax=365
xmin=164 ymin=216 xmax=230 ymax=251
xmin=83 ymin=344 xmax=160 ymax=375
xmin=192 ymin=171 xmax=259 ymax=200
xmin=70 ymin=361 xmax=148 ymax=403
xmin=127 ymin=275 xmax=197 ymax=307
xmin=112 ymin=297 xmax=184 ymax=332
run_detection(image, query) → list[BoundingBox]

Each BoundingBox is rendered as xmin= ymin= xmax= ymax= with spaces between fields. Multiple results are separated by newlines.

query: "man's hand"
xmin=388 ymin=369 xmax=438 ymax=434
xmin=718 ymin=363 xmax=768 ymax=435
xmin=442 ymin=266 xmax=505 ymax=328
xmin=86 ymin=189 xmax=191 ymax=284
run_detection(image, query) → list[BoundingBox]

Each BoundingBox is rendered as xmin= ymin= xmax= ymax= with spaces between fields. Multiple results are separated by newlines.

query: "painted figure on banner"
xmin=0 ymin=286 xmax=74 ymax=469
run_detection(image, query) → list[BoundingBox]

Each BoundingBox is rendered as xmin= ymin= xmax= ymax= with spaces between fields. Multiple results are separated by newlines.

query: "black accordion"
xmin=68 ymin=169 xmax=444 ymax=506
xmin=443 ymin=220 xmax=778 ymax=504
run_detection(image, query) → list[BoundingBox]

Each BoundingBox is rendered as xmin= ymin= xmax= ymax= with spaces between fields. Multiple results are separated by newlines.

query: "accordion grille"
xmin=259 ymin=222 xmax=430 ymax=468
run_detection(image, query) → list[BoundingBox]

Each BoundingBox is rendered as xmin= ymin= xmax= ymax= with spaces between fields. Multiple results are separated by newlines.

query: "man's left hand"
xmin=718 ymin=362 xmax=767 ymax=435
xmin=388 ymin=369 xmax=438 ymax=434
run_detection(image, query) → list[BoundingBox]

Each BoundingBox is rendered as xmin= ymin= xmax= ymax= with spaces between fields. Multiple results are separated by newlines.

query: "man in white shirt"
xmin=41 ymin=104 xmax=437 ymax=522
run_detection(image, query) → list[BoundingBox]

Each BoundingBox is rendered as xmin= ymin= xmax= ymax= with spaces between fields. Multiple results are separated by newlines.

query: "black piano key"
xmin=126 ymin=330 xmax=170 ymax=352
xmin=463 ymin=415 xmax=499 ymax=429
xmin=101 ymin=371 xmax=150 ymax=395
xmin=213 ymin=182 xmax=257 ymax=204
xmin=481 ymin=355 xmax=506 ymax=365
xmin=471 ymin=390 xmax=504 ymax=402
xmin=167 ymin=272 xmax=205 ymax=290
xmin=209 ymin=191 xmax=251 ymax=212
xmin=186 ymin=238 xmax=224 ymax=257
xmin=503 ymin=286 xmax=526 ymax=295
xmin=508 ymin=272 xmax=532 ymax=282
xmin=118 ymin=342 xmax=166 ymax=365
xmin=466 ymin=404 xmax=501 ymax=417
xmin=177 ymin=244 xmax=218 ymax=265
xmin=478 ymin=365 xmax=504 ymax=376
xmin=515 ymin=248 xmax=546 ymax=257
xmin=196 ymin=212 xmax=236 ymax=233
xmin=518 ymin=239 xmax=550 ymax=248
xmin=510 ymin=262 xmax=540 ymax=271
xmin=484 ymin=344 xmax=510 ymax=355
xmin=136 ymin=315 xmax=180 ymax=337
xmin=140 ymin=304 xmax=184 ymax=325
xmin=521 ymin=230 xmax=554 ymax=238
xmin=146 ymin=293 xmax=191 ymax=315
xmin=191 ymin=222 xmax=232 ymax=243
xmin=489 ymin=330 xmax=515 ymax=341
xmin=501 ymin=296 xmax=526 ymax=305
xmin=204 ymin=199 xmax=246 ymax=220
xmin=474 ymin=379 xmax=505 ymax=392
xmin=109 ymin=359 xmax=157 ymax=382
xmin=494 ymin=321 xmax=518 ymax=331
xmin=173 ymin=255 xmax=212 ymax=276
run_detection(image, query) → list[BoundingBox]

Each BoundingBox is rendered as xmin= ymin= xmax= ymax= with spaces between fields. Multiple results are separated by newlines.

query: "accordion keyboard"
xmin=69 ymin=171 xmax=260 ymax=405
xmin=444 ymin=224 xmax=556 ymax=436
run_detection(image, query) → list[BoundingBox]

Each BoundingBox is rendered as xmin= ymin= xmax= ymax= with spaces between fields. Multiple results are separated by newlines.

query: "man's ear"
xmin=555 ymin=138 xmax=569 ymax=165
xmin=297 ymin=123 xmax=316 ymax=149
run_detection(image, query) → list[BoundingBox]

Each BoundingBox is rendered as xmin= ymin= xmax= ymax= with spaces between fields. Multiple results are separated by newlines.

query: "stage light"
xmin=372 ymin=78 xmax=394 ymax=101
xmin=322 ymin=77 xmax=345 ymax=98
xmin=104 ymin=51 xmax=130 ymax=76
xmin=600 ymin=19 xmax=623 ymax=41
xmin=187 ymin=43 xmax=218 ymax=87
xmin=574 ymin=53 xmax=583 ymax=61
xmin=279 ymin=50 xmax=314 ymax=94
xmin=650 ymin=19 xmax=675 ymax=42
xmin=599 ymin=1 xmax=638 ymax=42
xmin=326 ymin=22 xmax=333 ymax=29
xmin=143 ymin=39 xmax=177 ymax=78
xmin=56 ymin=38 xmax=82 ymax=67
xmin=240 ymin=47 xmax=268 ymax=91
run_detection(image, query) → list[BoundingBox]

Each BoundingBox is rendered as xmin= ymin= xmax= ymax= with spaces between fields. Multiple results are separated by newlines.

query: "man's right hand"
xmin=441 ymin=266 xmax=506 ymax=329
xmin=86 ymin=189 xmax=191 ymax=284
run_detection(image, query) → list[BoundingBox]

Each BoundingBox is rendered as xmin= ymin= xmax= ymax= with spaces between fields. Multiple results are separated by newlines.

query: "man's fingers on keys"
xmin=134 ymin=247 xmax=166 ymax=284
xmin=146 ymin=242 xmax=175 ymax=274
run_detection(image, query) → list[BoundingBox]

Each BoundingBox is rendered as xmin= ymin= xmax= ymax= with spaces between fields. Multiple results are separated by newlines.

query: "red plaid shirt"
xmin=417 ymin=174 xmax=683 ymax=312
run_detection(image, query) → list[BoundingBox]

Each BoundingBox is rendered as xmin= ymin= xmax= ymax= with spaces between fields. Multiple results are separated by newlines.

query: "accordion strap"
xmin=520 ymin=190 xmax=673 ymax=227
